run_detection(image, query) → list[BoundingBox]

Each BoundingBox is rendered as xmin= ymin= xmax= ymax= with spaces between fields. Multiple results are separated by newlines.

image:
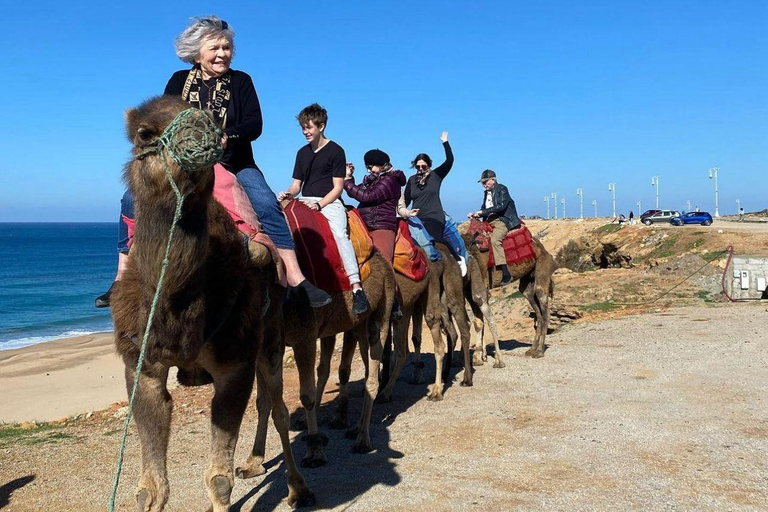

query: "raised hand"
xmin=440 ymin=131 xmax=448 ymax=143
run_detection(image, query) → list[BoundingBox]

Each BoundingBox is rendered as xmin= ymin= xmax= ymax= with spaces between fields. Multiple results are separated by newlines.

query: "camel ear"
xmin=124 ymin=108 xmax=138 ymax=142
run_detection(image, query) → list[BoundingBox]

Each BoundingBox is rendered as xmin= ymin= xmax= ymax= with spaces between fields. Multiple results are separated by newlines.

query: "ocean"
xmin=0 ymin=223 xmax=117 ymax=350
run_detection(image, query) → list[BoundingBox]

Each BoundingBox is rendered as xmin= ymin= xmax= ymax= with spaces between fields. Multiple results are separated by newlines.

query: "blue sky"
xmin=2 ymin=1 xmax=766 ymax=222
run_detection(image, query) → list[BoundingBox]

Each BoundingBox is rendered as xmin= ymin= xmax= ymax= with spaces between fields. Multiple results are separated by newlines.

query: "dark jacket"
xmin=479 ymin=183 xmax=521 ymax=230
xmin=344 ymin=170 xmax=407 ymax=232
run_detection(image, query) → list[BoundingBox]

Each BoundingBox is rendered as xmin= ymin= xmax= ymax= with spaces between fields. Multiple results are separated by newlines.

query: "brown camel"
xmin=378 ymin=248 xmax=452 ymax=403
xmin=403 ymin=244 xmax=474 ymax=401
xmin=236 ymin=247 xmax=396 ymax=472
xmin=110 ymin=96 xmax=312 ymax=511
xmin=461 ymin=250 xmax=505 ymax=368
xmin=463 ymin=230 xmax=557 ymax=358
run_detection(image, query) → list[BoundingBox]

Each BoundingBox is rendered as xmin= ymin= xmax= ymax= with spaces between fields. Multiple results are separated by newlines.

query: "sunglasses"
xmin=202 ymin=18 xmax=229 ymax=30
xmin=415 ymin=164 xmax=428 ymax=171
xmin=366 ymin=165 xmax=374 ymax=171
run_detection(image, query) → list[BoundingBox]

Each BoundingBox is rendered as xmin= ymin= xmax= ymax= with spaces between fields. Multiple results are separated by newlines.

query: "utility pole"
xmin=608 ymin=183 xmax=616 ymax=218
xmin=637 ymin=200 xmax=641 ymax=215
xmin=709 ymin=167 xmax=720 ymax=217
xmin=561 ymin=197 xmax=566 ymax=219
xmin=686 ymin=200 xmax=691 ymax=212
xmin=576 ymin=188 xmax=584 ymax=219
xmin=736 ymin=198 xmax=741 ymax=213
xmin=551 ymin=192 xmax=558 ymax=219
xmin=543 ymin=195 xmax=550 ymax=219
xmin=592 ymin=199 xmax=598 ymax=218
xmin=651 ymin=175 xmax=660 ymax=209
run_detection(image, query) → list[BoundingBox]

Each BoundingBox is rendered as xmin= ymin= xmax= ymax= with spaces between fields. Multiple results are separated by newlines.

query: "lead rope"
xmin=107 ymin=107 xmax=222 ymax=511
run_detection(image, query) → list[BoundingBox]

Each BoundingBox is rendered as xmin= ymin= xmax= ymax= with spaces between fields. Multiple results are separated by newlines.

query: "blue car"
xmin=670 ymin=211 xmax=713 ymax=226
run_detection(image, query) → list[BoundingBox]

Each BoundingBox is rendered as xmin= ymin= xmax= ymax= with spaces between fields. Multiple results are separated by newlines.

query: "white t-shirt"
xmin=484 ymin=191 xmax=494 ymax=209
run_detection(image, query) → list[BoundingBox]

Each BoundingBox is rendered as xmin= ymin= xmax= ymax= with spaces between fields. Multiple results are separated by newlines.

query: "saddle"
xmin=393 ymin=220 xmax=429 ymax=282
xmin=468 ymin=218 xmax=536 ymax=267
xmin=283 ymin=201 xmax=374 ymax=292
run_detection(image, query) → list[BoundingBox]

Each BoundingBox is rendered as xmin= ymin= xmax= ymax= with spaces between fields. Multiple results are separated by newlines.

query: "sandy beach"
xmin=0 ymin=333 xmax=125 ymax=423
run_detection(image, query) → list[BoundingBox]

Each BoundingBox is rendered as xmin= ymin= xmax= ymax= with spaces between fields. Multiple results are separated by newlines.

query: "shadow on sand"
xmin=0 ymin=475 xmax=35 ymax=509
xmin=232 ymin=349 xmax=473 ymax=511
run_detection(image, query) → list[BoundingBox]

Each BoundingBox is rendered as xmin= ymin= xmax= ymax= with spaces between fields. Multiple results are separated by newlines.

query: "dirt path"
xmin=1 ymin=302 xmax=766 ymax=511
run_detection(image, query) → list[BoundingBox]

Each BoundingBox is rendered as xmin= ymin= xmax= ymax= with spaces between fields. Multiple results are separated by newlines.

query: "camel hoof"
xmin=289 ymin=490 xmax=317 ymax=509
xmin=473 ymin=356 xmax=484 ymax=366
xmin=493 ymin=360 xmax=506 ymax=369
xmin=526 ymin=348 xmax=545 ymax=358
xmin=426 ymin=393 xmax=443 ymax=402
xmin=136 ymin=489 xmax=148 ymax=512
xmin=236 ymin=464 xmax=266 ymax=479
xmin=460 ymin=379 xmax=473 ymax=387
xmin=352 ymin=442 xmax=373 ymax=454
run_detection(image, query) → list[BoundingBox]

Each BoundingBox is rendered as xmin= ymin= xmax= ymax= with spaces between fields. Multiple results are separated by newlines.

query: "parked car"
xmin=641 ymin=210 xmax=681 ymax=225
xmin=670 ymin=211 xmax=713 ymax=226
xmin=639 ymin=209 xmax=661 ymax=220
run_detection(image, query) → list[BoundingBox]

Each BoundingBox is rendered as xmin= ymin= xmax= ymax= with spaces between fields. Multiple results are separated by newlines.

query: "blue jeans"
xmin=117 ymin=167 xmax=295 ymax=252
xmin=236 ymin=167 xmax=295 ymax=250
xmin=118 ymin=189 xmax=134 ymax=254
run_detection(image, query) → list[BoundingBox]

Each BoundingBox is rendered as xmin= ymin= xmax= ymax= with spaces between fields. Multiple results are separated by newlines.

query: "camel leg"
xmin=330 ymin=331 xmax=356 ymax=430
xmin=531 ymin=265 xmax=553 ymax=357
xmin=291 ymin=335 xmax=325 ymax=467
xmin=467 ymin=298 xmax=487 ymax=366
xmin=410 ymin=307 xmax=426 ymax=385
xmin=346 ymin=323 xmax=380 ymax=453
xmin=378 ymin=309 xmax=410 ymax=402
xmin=256 ymin=346 xmax=315 ymax=508
xmin=236 ymin=365 xmax=270 ymax=479
xmin=445 ymin=282 xmax=473 ymax=388
xmin=123 ymin=356 xmax=171 ymax=512
xmin=427 ymin=302 xmax=450 ymax=401
xmin=315 ymin=335 xmax=336 ymax=421
xmin=520 ymin=275 xmax=544 ymax=358
xmin=203 ymin=361 xmax=255 ymax=512
xmin=480 ymin=301 xmax=504 ymax=368
xmin=379 ymin=329 xmax=393 ymax=394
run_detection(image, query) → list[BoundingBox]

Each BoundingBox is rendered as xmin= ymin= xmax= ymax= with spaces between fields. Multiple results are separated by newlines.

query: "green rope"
xmin=107 ymin=107 xmax=221 ymax=511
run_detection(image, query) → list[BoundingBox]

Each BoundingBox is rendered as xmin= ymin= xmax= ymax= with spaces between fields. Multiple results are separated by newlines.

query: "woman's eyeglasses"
xmin=416 ymin=164 xmax=428 ymax=171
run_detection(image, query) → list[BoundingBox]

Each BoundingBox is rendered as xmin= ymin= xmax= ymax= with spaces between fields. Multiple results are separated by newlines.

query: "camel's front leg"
xmin=257 ymin=346 xmax=315 ymax=508
xmin=346 ymin=324 xmax=379 ymax=453
xmin=204 ymin=361 xmax=255 ymax=512
xmin=123 ymin=355 xmax=171 ymax=512
xmin=291 ymin=333 xmax=325 ymax=468
xmin=378 ymin=313 xmax=409 ymax=402
xmin=410 ymin=307 xmax=426 ymax=385
xmin=479 ymin=302 xmax=504 ymax=368
xmin=331 ymin=331 xmax=356 ymax=430
xmin=236 ymin=365 xmax=270 ymax=479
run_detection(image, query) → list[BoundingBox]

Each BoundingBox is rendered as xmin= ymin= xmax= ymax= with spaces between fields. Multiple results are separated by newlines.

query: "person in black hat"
xmin=467 ymin=169 xmax=521 ymax=284
xmin=344 ymin=149 xmax=407 ymax=263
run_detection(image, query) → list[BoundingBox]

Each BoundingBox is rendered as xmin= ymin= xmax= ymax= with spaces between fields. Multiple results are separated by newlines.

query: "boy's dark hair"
xmin=411 ymin=153 xmax=432 ymax=169
xmin=297 ymin=103 xmax=328 ymax=129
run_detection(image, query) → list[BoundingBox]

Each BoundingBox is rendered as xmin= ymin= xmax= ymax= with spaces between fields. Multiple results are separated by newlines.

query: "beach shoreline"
xmin=0 ymin=332 xmax=126 ymax=424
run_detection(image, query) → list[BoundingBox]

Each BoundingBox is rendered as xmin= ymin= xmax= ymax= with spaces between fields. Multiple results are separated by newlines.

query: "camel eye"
xmin=137 ymin=128 xmax=154 ymax=142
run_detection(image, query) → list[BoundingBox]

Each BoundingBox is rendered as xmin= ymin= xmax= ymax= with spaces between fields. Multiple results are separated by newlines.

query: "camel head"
xmin=124 ymin=95 xmax=222 ymax=206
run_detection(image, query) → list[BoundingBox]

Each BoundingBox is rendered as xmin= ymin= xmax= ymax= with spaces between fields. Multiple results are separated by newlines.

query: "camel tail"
xmin=549 ymin=277 xmax=555 ymax=298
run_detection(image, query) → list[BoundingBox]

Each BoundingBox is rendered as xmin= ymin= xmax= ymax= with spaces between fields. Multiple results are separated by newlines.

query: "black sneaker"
xmin=500 ymin=274 xmax=513 ymax=285
xmin=352 ymin=289 xmax=369 ymax=315
xmin=95 ymin=282 xmax=115 ymax=308
xmin=288 ymin=280 xmax=332 ymax=308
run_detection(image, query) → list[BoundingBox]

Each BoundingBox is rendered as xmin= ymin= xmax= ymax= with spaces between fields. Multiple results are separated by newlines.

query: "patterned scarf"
xmin=416 ymin=168 xmax=431 ymax=188
xmin=181 ymin=67 xmax=232 ymax=129
xmin=363 ymin=163 xmax=393 ymax=187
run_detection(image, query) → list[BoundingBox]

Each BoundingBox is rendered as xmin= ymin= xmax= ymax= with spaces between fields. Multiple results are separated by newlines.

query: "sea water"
xmin=0 ymin=223 xmax=117 ymax=350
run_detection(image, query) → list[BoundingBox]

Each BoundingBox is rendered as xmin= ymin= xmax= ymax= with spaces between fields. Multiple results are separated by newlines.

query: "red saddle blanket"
xmin=468 ymin=219 xmax=536 ymax=267
xmin=393 ymin=220 xmax=429 ymax=282
xmin=283 ymin=200 xmax=373 ymax=292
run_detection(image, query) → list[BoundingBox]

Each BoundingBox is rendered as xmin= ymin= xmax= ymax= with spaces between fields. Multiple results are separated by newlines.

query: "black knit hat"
xmin=364 ymin=149 xmax=390 ymax=167
xmin=478 ymin=169 xmax=497 ymax=183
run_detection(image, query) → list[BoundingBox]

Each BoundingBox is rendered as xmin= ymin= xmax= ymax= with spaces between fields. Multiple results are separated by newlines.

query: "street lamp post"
xmin=543 ymin=195 xmax=550 ymax=219
xmin=736 ymin=198 xmax=741 ymax=213
xmin=651 ymin=175 xmax=660 ymax=209
xmin=551 ymin=192 xmax=558 ymax=219
xmin=561 ymin=197 xmax=566 ymax=219
xmin=636 ymin=200 xmax=641 ymax=215
xmin=592 ymin=199 xmax=598 ymax=218
xmin=708 ymin=167 xmax=720 ymax=217
xmin=686 ymin=200 xmax=691 ymax=212
xmin=608 ymin=182 xmax=616 ymax=218
xmin=576 ymin=188 xmax=584 ymax=219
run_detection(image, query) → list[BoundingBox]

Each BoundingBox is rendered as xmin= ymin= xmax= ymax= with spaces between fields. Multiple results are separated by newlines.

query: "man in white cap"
xmin=468 ymin=169 xmax=521 ymax=284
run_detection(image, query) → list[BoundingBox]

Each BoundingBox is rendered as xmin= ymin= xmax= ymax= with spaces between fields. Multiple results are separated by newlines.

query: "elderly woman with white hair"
xmin=96 ymin=16 xmax=331 ymax=308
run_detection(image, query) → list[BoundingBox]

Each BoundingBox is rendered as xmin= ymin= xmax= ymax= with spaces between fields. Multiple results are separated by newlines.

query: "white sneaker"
xmin=458 ymin=256 xmax=467 ymax=277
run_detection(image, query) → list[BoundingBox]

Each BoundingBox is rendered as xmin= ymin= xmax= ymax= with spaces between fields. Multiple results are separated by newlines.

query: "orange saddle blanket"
xmin=393 ymin=220 xmax=429 ymax=282
xmin=283 ymin=201 xmax=373 ymax=292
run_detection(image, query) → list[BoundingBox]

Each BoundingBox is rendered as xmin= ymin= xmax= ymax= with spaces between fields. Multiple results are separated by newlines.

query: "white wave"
xmin=0 ymin=330 xmax=109 ymax=351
